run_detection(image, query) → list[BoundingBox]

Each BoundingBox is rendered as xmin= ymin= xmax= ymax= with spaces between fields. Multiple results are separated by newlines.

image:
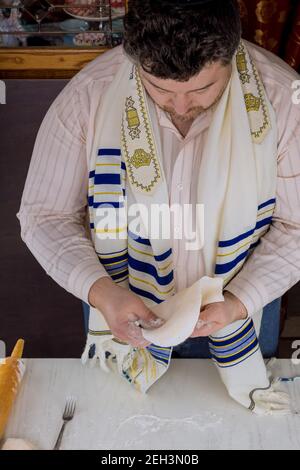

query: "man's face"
xmin=139 ymin=61 xmax=232 ymax=122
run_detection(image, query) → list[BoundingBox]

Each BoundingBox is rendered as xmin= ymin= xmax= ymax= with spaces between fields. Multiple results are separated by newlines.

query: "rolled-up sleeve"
xmin=225 ymin=114 xmax=300 ymax=316
xmin=16 ymin=78 xmax=109 ymax=306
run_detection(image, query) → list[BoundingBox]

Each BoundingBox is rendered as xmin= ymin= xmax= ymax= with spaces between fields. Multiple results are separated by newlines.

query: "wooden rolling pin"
xmin=0 ymin=339 xmax=25 ymax=441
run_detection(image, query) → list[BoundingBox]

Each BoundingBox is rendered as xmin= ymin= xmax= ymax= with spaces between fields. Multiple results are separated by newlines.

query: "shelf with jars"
xmin=0 ymin=0 xmax=127 ymax=78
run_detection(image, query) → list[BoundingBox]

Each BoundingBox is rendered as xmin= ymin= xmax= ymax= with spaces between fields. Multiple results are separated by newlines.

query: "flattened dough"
xmin=142 ymin=276 xmax=224 ymax=347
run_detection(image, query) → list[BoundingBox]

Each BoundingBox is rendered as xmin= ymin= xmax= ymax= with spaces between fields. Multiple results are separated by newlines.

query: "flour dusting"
xmin=108 ymin=412 xmax=223 ymax=449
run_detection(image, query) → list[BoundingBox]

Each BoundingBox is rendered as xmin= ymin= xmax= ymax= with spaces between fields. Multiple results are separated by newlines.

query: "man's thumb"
xmin=137 ymin=306 xmax=165 ymax=329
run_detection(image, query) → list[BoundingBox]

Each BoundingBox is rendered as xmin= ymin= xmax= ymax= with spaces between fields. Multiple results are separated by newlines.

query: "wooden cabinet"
xmin=0 ymin=1 xmax=128 ymax=78
xmin=0 ymin=46 xmax=109 ymax=78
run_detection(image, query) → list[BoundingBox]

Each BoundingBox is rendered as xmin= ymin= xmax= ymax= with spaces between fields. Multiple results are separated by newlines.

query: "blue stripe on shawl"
xmin=128 ymin=231 xmax=172 ymax=261
xmin=218 ymin=228 xmax=255 ymax=248
xmin=128 ymin=230 xmax=151 ymax=246
xmin=210 ymin=331 xmax=256 ymax=356
xmin=99 ymin=252 xmax=128 ymax=265
xmin=210 ymin=328 xmax=256 ymax=354
xmin=89 ymin=170 xmax=95 ymax=178
xmin=98 ymin=247 xmax=128 ymax=256
xmin=121 ymin=161 xmax=126 ymax=170
xmin=255 ymin=216 xmax=272 ymax=230
xmin=215 ymin=248 xmax=248 ymax=274
xmin=129 ymin=284 xmax=163 ymax=304
xmin=110 ymin=269 xmax=129 ymax=281
xmin=210 ymin=337 xmax=258 ymax=365
xmin=154 ymin=248 xmax=172 ymax=262
xmin=216 ymin=216 xmax=273 ymax=274
xmin=258 ymin=198 xmax=276 ymax=211
xmin=210 ymin=326 xmax=255 ymax=351
xmin=94 ymin=173 xmax=121 ymax=185
xmin=209 ymin=320 xmax=253 ymax=347
xmin=93 ymin=201 xmax=124 ymax=209
xmin=146 ymin=345 xmax=171 ymax=364
xmin=128 ymin=255 xmax=174 ymax=285
xmin=104 ymin=261 xmax=128 ymax=273
xmin=218 ymin=198 xmax=275 ymax=248
xmin=98 ymin=148 xmax=121 ymax=156
xmin=212 ymin=347 xmax=259 ymax=368
xmin=146 ymin=345 xmax=171 ymax=356
xmin=147 ymin=348 xmax=170 ymax=360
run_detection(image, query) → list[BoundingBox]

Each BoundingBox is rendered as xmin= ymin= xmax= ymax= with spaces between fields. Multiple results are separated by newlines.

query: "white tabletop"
xmin=5 ymin=358 xmax=300 ymax=450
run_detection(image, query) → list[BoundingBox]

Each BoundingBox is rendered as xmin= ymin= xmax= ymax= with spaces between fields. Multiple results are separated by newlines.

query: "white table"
xmin=5 ymin=359 xmax=300 ymax=450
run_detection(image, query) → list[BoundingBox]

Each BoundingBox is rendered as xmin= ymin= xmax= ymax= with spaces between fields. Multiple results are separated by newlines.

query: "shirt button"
xmin=177 ymin=183 xmax=183 ymax=190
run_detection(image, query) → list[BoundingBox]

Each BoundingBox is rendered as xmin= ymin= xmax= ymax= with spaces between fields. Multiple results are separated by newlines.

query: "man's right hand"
xmin=88 ymin=276 xmax=164 ymax=348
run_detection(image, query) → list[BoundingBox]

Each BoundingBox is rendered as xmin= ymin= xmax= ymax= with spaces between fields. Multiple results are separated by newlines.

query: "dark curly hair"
xmin=123 ymin=0 xmax=241 ymax=81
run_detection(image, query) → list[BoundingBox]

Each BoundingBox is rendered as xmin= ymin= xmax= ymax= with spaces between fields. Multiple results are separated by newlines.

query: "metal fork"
xmin=53 ymin=397 xmax=76 ymax=450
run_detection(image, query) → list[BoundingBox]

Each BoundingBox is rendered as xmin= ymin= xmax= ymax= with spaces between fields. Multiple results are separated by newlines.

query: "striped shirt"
xmin=16 ymin=40 xmax=300 ymax=316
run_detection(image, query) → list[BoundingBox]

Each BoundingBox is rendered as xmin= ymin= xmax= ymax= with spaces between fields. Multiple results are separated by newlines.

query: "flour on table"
xmin=106 ymin=412 xmax=223 ymax=449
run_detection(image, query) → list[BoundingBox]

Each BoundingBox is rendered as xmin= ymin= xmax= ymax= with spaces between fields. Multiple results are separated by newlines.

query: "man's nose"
xmin=171 ymin=95 xmax=191 ymax=115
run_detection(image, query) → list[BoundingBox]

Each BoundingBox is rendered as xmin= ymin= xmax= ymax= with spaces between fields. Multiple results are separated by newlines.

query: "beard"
xmin=161 ymin=81 xmax=229 ymax=123
xmin=162 ymin=105 xmax=205 ymax=122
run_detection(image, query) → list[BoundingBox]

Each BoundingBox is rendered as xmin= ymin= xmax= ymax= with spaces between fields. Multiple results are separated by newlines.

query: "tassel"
xmin=249 ymin=376 xmax=291 ymax=415
xmin=95 ymin=342 xmax=111 ymax=373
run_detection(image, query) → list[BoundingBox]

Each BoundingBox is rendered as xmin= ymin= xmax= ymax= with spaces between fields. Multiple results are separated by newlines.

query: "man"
xmin=17 ymin=0 xmax=300 ymax=359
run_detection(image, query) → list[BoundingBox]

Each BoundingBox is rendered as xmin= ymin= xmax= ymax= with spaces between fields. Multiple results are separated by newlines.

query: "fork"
xmin=53 ymin=397 xmax=76 ymax=450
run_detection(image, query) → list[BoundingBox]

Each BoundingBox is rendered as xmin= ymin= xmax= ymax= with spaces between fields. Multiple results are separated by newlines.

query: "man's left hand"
xmin=190 ymin=291 xmax=248 ymax=338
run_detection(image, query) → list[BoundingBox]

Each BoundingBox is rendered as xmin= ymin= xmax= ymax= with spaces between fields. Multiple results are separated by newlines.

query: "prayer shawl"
xmin=81 ymin=42 xmax=290 ymax=414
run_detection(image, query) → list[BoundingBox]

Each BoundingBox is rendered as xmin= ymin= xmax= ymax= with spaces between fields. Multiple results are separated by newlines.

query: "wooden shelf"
xmin=0 ymin=47 xmax=109 ymax=79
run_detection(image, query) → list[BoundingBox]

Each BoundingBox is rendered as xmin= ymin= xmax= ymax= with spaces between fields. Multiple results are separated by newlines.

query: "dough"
xmin=142 ymin=276 xmax=224 ymax=347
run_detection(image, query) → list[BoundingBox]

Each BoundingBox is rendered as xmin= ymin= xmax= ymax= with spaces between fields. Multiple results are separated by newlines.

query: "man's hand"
xmin=88 ymin=276 xmax=164 ymax=348
xmin=190 ymin=290 xmax=248 ymax=338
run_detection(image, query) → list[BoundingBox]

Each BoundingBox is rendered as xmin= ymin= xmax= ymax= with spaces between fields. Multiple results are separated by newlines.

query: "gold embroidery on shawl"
xmin=125 ymin=96 xmax=141 ymax=139
xmin=130 ymin=149 xmax=152 ymax=168
xmin=244 ymin=93 xmax=261 ymax=112
xmin=121 ymin=67 xmax=162 ymax=193
xmin=236 ymin=46 xmax=251 ymax=84
xmin=249 ymin=53 xmax=271 ymax=141
xmin=236 ymin=42 xmax=271 ymax=143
